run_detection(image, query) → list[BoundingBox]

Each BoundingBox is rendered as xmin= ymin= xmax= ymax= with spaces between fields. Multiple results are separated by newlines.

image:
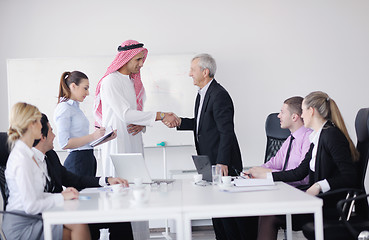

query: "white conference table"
xmin=43 ymin=180 xmax=323 ymax=240
xmin=43 ymin=182 xmax=184 ymax=240
xmin=182 ymin=181 xmax=324 ymax=240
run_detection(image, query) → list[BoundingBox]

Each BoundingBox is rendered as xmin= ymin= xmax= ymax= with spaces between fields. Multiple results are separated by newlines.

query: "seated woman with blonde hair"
xmin=2 ymin=102 xmax=90 ymax=240
xmin=246 ymin=91 xmax=359 ymax=240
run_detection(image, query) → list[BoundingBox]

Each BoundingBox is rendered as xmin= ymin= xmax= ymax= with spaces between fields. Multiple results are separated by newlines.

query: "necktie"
xmin=195 ymin=93 xmax=201 ymax=141
xmin=282 ymin=135 xmax=295 ymax=171
xmin=43 ymin=156 xmax=54 ymax=193
xmin=44 ymin=175 xmax=53 ymax=193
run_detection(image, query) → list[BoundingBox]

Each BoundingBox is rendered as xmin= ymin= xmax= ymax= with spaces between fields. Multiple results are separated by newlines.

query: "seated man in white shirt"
xmin=33 ymin=113 xmax=134 ymax=240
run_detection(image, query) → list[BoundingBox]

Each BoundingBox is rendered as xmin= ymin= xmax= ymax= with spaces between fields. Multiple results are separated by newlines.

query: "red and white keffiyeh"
xmin=94 ymin=40 xmax=148 ymax=127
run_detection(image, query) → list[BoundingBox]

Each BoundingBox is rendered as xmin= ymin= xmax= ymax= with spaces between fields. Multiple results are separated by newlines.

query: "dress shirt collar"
xmin=309 ymin=120 xmax=327 ymax=144
xmin=16 ymin=140 xmax=35 ymax=159
xmin=66 ymin=98 xmax=79 ymax=107
xmin=32 ymin=147 xmax=46 ymax=164
xmin=291 ymin=125 xmax=309 ymax=139
xmin=198 ymin=79 xmax=214 ymax=97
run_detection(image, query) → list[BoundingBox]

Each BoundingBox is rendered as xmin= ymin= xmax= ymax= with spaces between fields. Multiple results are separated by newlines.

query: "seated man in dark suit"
xmin=33 ymin=113 xmax=134 ymax=240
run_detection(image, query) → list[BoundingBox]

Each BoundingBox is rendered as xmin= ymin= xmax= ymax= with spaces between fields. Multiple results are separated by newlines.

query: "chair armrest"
xmin=0 ymin=210 xmax=42 ymax=220
xmin=317 ymin=188 xmax=364 ymax=198
xmin=336 ymin=193 xmax=369 ymax=238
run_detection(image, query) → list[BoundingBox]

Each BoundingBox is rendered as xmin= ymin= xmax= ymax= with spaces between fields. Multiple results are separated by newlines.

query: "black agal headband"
xmin=117 ymin=43 xmax=144 ymax=52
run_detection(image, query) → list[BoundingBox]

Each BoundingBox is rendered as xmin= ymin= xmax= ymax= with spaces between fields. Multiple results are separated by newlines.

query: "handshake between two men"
xmin=161 ymin=112 xmax=181 ymax=128
xmin=127 ymin=112 xmax=181 ymax=136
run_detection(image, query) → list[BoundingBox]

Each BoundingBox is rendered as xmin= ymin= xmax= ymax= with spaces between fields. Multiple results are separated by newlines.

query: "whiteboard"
xmin=7 ymin=54 xmax=197 ymax=149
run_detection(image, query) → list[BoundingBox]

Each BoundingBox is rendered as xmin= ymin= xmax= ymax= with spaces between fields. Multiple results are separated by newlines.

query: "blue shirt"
xmin=54 ymin=99 xmax=92 ymax=151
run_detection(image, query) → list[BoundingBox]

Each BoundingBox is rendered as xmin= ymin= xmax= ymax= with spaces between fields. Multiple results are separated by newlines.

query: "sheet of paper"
xmin=220 ymin=185 xmax=278 ymax=193
xmin=89 ymin=126 xmax=113 ymax=147
xmin=233 ymin=178 xmax=274 ymax=187
xmin=80 ymin=186 xmax=112 ymax=194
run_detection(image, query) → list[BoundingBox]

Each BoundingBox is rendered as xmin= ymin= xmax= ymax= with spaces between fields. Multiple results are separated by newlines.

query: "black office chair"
xmin=264 ymin=113 xmax=291 ymax=163
xmin=302 ymin=108 xmax=369 ymax=240
xmin=0 ymin=132 xmax=42 ymax=240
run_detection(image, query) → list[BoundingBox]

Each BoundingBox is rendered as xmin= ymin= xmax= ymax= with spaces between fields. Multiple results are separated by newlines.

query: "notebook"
xmin=110 ymin=153 xmax=175 ymax=184
xmin=90 ymin=126 xmax=114 ymax=147
xmin=191 ymin=155 xmax=212 ymax=182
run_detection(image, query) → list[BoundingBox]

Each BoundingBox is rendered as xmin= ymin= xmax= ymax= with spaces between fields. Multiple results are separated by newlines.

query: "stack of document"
xmin=233 ymin=178 xmax=274 ymax=187
xmin=219 ymin=178 xmax=276 ymax=193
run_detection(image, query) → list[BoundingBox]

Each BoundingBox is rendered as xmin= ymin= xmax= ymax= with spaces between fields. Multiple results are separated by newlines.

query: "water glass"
xmin=212 ymin=165 xmax=221 ymax=185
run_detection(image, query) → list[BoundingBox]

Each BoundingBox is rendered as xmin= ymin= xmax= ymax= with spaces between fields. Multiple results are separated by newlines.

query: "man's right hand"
xmin=163 ymin=112 xmax=181 ymax=128
xmin=244 ymin=166 xmax=271 ymax=179
xmin=107 ymin=177 xmax=129 ymax=187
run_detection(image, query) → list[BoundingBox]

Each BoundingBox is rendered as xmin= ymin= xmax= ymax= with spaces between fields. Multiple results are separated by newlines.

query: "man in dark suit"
xmin=177 ymin=54 xmax=242 ymax=176
xmin=33 ymin=113 xmax=134 ymax=240
xmin=174 ymin=54 xmax=256 ymax=240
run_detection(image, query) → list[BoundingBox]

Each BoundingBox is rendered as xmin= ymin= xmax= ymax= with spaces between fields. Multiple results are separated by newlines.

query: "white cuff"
xmin=317 ymin=179 xmax=330 ymax=193
xmin=266 ymin=172 xmax=273 ymax=180
xmin=54 ymin=193 xmax=65 ymax=206
xmin=99 ymin=176 xmax=108 ymax=186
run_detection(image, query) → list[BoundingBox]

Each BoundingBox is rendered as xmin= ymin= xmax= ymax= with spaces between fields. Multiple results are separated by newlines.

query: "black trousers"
xmin=212 ymin=216 xmax=258 ymax=240
xmin=89 ymin=222 xmax=134 ymax=240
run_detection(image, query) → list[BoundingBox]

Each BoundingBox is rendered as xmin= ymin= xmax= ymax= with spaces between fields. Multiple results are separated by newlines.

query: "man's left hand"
xmin=217 ymin=164 xmax=228 ymax=176
xmin=127 ymin=124 xmax=145 ymax=136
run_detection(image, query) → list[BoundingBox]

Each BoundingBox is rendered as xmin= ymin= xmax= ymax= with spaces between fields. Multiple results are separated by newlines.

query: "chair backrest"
xmin=264 ymin=113 xmax=291 ymax=163
xmin=355 ymin=108 xmax=369 ymax=189
xmin=354 ymin=108 xmax=369 ymax=219
xmin=0 ymin=132 xmax=10 ymax=211
xmin=0 ymin=132 xmax=9 ymax=167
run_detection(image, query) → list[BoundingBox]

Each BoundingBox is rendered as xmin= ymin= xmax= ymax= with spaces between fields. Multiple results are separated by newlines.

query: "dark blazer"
xmin=273 ymin=121 xmax=357 ymax=191
xmin=178 ymin=80 xmax=242 ymax=174
xmin=45 ymin=150 xmax=100 ymax=193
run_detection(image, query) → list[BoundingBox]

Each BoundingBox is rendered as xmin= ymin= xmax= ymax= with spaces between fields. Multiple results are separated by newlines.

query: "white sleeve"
xmin=101 ymin=75 xmax=156 ymax=126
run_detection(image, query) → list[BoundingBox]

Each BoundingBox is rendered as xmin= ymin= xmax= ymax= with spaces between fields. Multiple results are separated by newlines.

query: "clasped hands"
xmin=162 ymin=112 xmax=181 ymax=128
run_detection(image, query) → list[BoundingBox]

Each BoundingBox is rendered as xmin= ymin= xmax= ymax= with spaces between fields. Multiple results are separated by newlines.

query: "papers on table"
xmin=90 ymin=126 xmax=114 ymax=147
xmin=220 ymin=185 xmax=277 ymax=193
xmin=218 ymin=177 xmax=276 ymax=193
xmin=233 ymin=177 xmax=274 ymax=187
xmin=80 ymin=187 xmax=112 ymax=194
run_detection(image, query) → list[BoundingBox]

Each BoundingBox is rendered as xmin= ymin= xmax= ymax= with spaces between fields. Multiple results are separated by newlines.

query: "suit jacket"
xmin=178 ymin=80 xmax=242 ymax=174
xmin=45 ymin=150 xmax=100 ymax=193
xmin=273 ymin=121 xmax=357 ymax=191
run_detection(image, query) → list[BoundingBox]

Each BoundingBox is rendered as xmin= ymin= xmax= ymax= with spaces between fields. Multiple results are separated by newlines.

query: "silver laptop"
xmin=110 ymin=153 xmax=174 ymax=184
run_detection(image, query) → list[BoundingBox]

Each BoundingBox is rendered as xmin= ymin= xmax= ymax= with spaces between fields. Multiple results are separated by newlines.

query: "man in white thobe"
xmin=94 ymin=40 xmax=179 ymax=240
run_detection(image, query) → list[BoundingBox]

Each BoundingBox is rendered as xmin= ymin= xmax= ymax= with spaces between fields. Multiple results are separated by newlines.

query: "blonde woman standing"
xmin=3 ymin=102 xmax=90 ymax=240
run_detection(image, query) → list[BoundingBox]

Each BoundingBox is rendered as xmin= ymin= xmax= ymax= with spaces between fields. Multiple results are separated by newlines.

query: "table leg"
xmin=183 ymin=217 xmax=192 ymax=240
xmin=286 ymin=214 xmax=292 ymax=240
xmin=43 ymin=220 xmax=53 ymax=240
xmin=175 ymin=215 xmax=184 ymax=240
xmin=314 ymin=209 xmax=324 ymax=240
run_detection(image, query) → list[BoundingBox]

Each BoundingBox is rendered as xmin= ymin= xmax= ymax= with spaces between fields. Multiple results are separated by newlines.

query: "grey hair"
xmin=192 ymin=53 xmax=217 ymax=78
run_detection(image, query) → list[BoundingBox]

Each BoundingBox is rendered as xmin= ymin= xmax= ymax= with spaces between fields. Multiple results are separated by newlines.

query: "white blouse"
xmin=5 ymin=140 xmax=63 ymax=215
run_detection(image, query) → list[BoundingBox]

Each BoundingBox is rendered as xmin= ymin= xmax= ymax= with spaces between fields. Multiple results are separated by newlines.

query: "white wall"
xmin=1 ymin=0 xmax=369 ymax=168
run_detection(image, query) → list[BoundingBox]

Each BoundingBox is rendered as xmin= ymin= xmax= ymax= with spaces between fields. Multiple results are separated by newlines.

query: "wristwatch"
xmin=160 ymin=112 xmax=165 ymax=120
xmin=105 ymin=177 xmax=110 ymax=186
